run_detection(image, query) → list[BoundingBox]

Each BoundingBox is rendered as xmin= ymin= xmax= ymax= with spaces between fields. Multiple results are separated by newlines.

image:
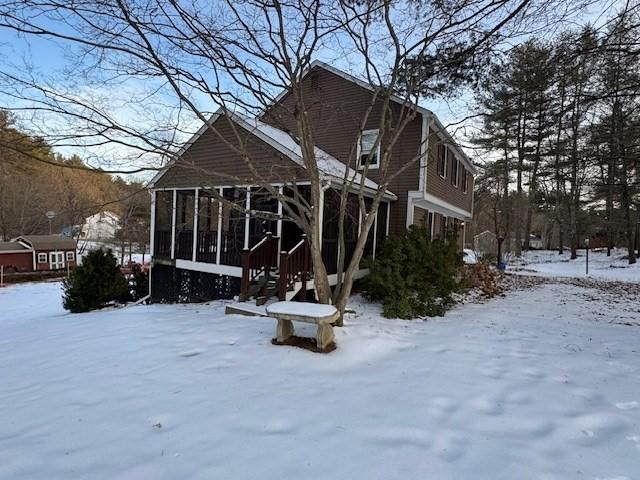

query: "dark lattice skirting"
xmin=150 ymin=264 xmax=240 ymax=303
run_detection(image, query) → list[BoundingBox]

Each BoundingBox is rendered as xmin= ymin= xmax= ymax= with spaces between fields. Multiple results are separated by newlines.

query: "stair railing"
xmin=278 ymin=234 xmax=311 ymax=301
xmin=240 ymin=232 xmax=279 ymax=301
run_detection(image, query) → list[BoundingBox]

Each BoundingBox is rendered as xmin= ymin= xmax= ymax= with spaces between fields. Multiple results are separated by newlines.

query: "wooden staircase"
xmin=240 ymin=233 xmax=312 ymax=306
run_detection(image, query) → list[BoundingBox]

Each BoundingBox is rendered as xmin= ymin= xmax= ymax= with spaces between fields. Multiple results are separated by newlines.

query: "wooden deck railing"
xmin=239 ymin=232 xmax=279 ymax=301
xmin=278 ymin=234 xmax=311 ymax=301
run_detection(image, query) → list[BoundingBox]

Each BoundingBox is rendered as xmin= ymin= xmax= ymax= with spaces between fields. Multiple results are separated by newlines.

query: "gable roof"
xmin=274 ymin=60 xmax=477 ymax=175
xmin=151 ymin=110 xmax=397 ymax=200
xmin=16 ymin=235 xmax=77 ymax=251
xmin=149 ymin=61 xmax=476 ymax=190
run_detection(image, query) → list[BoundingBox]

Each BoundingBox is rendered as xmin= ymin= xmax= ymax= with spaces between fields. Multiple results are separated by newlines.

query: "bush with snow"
xmin=363 ymin=226 xmax=462 ymax=318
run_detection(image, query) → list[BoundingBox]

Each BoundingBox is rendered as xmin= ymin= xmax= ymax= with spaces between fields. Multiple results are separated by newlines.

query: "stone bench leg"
xmin=316 ymin=323 xmax=335 ymax=350
xmin=276 ymin=318 xmax=294 ymax=342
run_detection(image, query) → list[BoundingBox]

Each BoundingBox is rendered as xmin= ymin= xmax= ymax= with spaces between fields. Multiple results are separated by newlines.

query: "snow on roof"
xmin=229 ymin=112 xmax=397 ymax=200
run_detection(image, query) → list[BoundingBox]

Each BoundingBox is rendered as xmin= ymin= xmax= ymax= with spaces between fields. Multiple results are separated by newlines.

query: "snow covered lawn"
xmin=1 ymin=280 xmax=639 ymax=479
xmin=511 ymin=248 xmax=640 ymax=282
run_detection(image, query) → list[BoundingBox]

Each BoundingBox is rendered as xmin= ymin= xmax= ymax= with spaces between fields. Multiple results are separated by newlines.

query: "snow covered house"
xmin=0 ymin=235 xmax=77 ymax=273
xmin=80 ymin=211 xmax=120 ymax=241
xmin=148 ymin=61 xmax=475 ymax=303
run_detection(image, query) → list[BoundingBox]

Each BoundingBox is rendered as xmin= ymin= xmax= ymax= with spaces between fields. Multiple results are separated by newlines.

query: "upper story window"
xmin=66 ymin=251 xmax=75 ymax=261
xmin=37 ymin=252 xmax=47 ymax=263
xmin=437 ymin=144 xmax=447 ymax=178
xmin=463 ymin=169 xmax=469 ymax=193
xmin=358 ymin=129 xmax=380 ymax=169
xmin=451 ymin=158 xmax=459 ymax=187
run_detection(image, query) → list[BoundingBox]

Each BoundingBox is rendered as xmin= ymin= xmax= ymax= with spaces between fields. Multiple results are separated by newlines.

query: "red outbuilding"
xmin=0 ymin=235 xmax=78 ymax=273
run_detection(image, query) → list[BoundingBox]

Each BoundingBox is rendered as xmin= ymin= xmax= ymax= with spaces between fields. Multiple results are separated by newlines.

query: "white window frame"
xmin=452 ymin=158 xmax=460 ymax=187
xmin=37 ymin=252 xmax=47 ymax=263
xmin=463 ymin=169 xmax=468 ymax=193
xmin=66 ymin=251 xmax=75 ymax=261
xmin=357 ymin=129 xmax=380 ymax=170
xmin=438 ymin=144 xmax=448 ymax=179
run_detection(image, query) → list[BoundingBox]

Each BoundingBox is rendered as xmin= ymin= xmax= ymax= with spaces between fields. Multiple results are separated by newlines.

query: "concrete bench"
xmin=265 ymin=301 xmax=339 ymax=350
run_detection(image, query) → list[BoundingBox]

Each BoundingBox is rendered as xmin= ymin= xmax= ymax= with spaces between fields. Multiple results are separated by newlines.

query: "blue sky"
xmin=0 ymin=0 xmax=625 ymax=177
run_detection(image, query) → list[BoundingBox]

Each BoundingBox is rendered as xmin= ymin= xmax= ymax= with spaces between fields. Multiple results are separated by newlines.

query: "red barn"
xmin=0 ymin=235 xmax=78 ymax=273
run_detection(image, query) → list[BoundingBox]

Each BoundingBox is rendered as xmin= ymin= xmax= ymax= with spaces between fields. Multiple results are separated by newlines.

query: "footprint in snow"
xmin=179 ymin=349 xmax=204 ymax=358
xmin=615 ymin=401 xmax=639 ymax=410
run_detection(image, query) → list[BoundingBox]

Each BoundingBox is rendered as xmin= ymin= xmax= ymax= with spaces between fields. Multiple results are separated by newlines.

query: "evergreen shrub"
xmin=362 ymin=226 xmax=462 ymax=319
xmin=63 ymin=249 xmax=130 ymax=312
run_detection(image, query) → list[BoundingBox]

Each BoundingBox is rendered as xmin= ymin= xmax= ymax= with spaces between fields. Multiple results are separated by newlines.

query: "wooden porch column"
xmin=170 ymin=189 xmax=177 ymax=259
xmin=192 ymin=188 xmax=199 ymax=262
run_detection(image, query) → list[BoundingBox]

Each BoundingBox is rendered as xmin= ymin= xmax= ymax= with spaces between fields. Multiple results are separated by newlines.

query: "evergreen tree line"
xmin=0 ymin=110 xmax=150 ymax=262
xmin=473 ymin=6 xmax=640 ymax=263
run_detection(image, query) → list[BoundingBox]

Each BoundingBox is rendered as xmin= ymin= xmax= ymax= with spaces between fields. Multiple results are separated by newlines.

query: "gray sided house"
xmin=148 ymin=61 xmax=476 ymax=304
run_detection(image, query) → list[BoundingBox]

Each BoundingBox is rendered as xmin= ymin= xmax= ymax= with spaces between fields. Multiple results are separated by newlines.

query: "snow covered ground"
xmin=509 ymin=248 xmax=640 ymax=282
xmin=1 ymin=278 xmax=639 ymax=479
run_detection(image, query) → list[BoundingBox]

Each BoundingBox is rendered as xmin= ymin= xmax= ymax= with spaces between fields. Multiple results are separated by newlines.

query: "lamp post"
xmin=45 ymin=211 xmax=56 ymax=235
xmin=585 ymin=238 xmax=590 ymax=275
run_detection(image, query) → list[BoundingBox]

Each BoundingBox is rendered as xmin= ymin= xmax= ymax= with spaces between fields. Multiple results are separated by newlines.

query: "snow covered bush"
xmin=362 ymin=226 xmax=462 ymax=318
xmin=63 ymin=249 xmax=130 ymax=312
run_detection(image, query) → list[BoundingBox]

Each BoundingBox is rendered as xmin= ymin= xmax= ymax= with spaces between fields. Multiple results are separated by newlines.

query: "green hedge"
xmin=363 ymin=226 xmax=462 ymax=319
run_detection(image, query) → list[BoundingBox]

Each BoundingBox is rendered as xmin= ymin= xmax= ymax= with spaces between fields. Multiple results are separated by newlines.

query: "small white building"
xmin=80 ymin=211 xmax=120 ymax=241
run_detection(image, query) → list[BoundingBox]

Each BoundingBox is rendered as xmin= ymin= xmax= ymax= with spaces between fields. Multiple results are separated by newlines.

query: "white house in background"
xmin=80 ymin=211 xmax=120 ymax=241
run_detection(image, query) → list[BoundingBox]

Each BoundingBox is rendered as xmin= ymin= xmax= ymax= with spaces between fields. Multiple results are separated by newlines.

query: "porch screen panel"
xmin=196 ymin=191 xmax=219 ymax=263
xmin=321 ymin=189 xmax=358 ymax=275
xmin=154 ymin=191 xmax=173 ymax=258
xmin=249 ymin=187 xmax=278 ymax=248
xmin=220 ymin=188 xmax=247 ymax=266
xmin=174 ymin=190 xmax=195 ymax=260
xmin=281 ymin=186 xmax=309 ymax=252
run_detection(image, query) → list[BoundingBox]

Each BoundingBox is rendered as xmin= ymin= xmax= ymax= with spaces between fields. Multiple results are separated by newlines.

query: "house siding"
xmin=426 ymin=127 xmax=474 ymax=213
xmin=155 ymin=116 xmax=308 ymax=189
xmin=263 ymin=67 xmax=422 ymax=236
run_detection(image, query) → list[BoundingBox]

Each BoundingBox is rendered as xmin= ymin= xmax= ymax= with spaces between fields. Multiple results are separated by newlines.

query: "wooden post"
xmin=278 ymin=250 xmax=288 ymax=301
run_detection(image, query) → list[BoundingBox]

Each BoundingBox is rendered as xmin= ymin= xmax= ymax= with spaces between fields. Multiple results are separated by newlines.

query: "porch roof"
xmin=150 ymin=109 xmax=397 ymax=201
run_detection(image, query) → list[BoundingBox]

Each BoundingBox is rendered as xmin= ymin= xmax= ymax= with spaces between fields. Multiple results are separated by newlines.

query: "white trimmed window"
xmin=66 ymin=251 xmax=75 ymax=261
xmin=463 ymin=169 xmax=469 ymax=193
xmin=358 ymin=129 xmax=380 ymax=169
xmin=437 ymin=144 xmax=447 ymax=178
xmin=451 ymin=158 xmax=460 ymax=187
xmin=37 ymin=253 xmax=47 ymax=263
